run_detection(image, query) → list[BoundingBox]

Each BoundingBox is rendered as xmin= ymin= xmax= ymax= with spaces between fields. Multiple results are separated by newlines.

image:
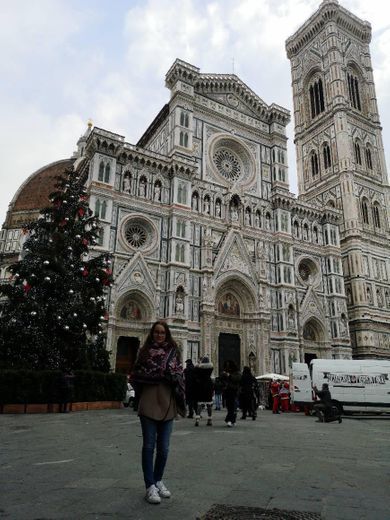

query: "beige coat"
xmin=138 ymin=382 xmax=177 ymax=421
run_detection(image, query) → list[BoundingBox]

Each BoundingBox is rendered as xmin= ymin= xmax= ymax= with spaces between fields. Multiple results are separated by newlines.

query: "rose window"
xmin=125 ymin=223 xmax=147 ymax=248
xmin=121 ymin=215 xmax=157 ymax=252
xmin=213 ymin=149 xmax=241 ymax=181
xmin=297 ymin=257 xmax=319 ymax=285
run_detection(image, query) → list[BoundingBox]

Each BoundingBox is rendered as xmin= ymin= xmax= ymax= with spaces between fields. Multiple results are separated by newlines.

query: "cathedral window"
xmin=104 ymin=163 xmax=111 ymax=183
xmin=284 ymin=266 xmax=292 ymax=284
xmin=96 ymin=227 xmax=104 ymax=247
xmin=175 ymin=243 xmax=185 ymax=263
xmin=354 ymin=141 xmax=362 ymax=165
xmin=310 ymin=151 xmax=319 ymax=177
xmin=98 ymin=161 xmax=105 ymax=181
xmin=323 ymin=143 xmax=332 ymax=169
xmin=95 ymin=199 xmax=107 ymax=220
xmin=177 ymin=182 xmax=187 ymax=204
xmin=372 ymin=203 xmax=381 ymax=228
xmin=303 ymin=223 xmax=309 ymax=241
xmin=365 ymin=146 xmax=373 ymax=170
xmin=313 ymin=226 xmax=319 ymax=243
xmin=293 ymin=220 xmax=299 ymax=238
xmin=347 ymin=72 xmax=361 ymax=111
xmin=176 ymin=220 xmax=186 ymax=238
xmin=180 ymin=111 xmax=189 ymax=128
xmin=361 ymin=198 xmax=369 ymax=224
xmin=309 ymin=77 xmax=325 ymax=119
xmin=179 ymin=131 xmax=189 ymax=147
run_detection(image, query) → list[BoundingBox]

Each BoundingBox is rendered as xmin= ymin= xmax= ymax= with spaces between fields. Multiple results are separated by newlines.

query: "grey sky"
xmin=1 ymin=0 xmax=389 ymax=225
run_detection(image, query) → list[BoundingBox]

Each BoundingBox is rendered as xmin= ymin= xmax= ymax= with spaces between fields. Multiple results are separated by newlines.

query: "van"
xmin=290 ymin=359 xmax=390 ymax=414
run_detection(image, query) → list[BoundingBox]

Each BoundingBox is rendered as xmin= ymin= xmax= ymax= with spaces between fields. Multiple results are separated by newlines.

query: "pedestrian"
xmin=184 ymin=359 xmax=196 ymax=419
xmin=239 ymin=366 xmax=258 ymax=420
xmin=270 ymin=378 xmax=281 ymax=414
xmin=193 ymin=356 xmax=214 ymax=426
xmin=279 ymin=381 xmax=290 ymax=412
xmin=221 ymin=360 xmax=241 ymax=427
xmin=313 ymin=383 xmax=332 ymax=421
xmin=58 ymin=370 xmax=74 ymax=413
xmin=213 ymin=376 xmax=223 ymax=411
xmin=130 ymin=320 xmax=185 ymax=505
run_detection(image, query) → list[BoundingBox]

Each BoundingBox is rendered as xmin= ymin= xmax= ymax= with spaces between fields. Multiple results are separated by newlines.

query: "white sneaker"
xmin=145 ymin=484 xmax=161 ymax=504
xmin=227 ymin=421 xmax=232 ymax=427
xmin=156 ymin=480 xmax=171 ymax=498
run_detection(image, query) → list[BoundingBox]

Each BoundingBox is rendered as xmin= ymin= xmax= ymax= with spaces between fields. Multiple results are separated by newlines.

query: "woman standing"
xmin=221 ymin=360 xmax=241 ymax=427
xmin=131 ymin=321 xmax=185 ymax=505
xmin=239 ymin=366 xmax=258 ymax=420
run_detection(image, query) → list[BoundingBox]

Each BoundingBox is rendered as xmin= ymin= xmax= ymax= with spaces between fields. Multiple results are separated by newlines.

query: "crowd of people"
xmin=129 ymin=320 xmax=292 ymax=505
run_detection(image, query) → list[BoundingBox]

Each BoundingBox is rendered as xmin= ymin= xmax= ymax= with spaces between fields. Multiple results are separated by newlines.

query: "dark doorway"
xmin=304 ymin=353 xmax=317 ymax=366
xmin=218 ymin=333 xmax=240 ymax=374
xmin=116 ymin=336 xmax=140 ymax=374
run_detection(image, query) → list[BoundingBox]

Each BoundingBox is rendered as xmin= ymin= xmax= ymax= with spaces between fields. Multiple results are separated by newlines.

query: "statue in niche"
xmin=230 ymin=205 xmax=239 ymax=222
xmin=154 ymin=183 xmax=161 ymax=201
xmin=139 ymin=178 xmax=147 ymax=197
xmin=288 ymin=306 xmax=295 ymax=329
xmin=204 ymin=198 xmax=210 ymax=214
xmin=245 ymin=212 xmax=251 ymax=226
xmin=175 ymin=293 xmax=184 ymax=314
xmin=192 ymin=193 xmax=199 ymax=211
xmin=122 ymin=175 xmax=131 ymax=193
xmin=215 ymin=201 xmax=221 ymax=217
xmin=340 ymin=314 xmax=348 ymax=336
xmin=255 ymin=213 xmax=260 ymax=227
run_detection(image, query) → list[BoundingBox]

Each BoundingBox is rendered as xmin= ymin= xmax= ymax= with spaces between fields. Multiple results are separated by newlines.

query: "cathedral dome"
xmin=4 ymin=158 xmax=74 ymax=228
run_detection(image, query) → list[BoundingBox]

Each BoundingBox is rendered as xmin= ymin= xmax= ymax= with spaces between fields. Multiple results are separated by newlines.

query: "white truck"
xmin=290 ymin=359 xmax=390 ymax=414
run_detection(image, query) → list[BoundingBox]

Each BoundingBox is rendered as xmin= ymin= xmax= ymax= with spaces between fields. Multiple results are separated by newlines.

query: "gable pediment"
xmin=214 ymin=229 xmax=258 ymax=282
xmin=114 ymin=252 xmax=156 ymax=300
xmin=300 ymin=287 xmax=326 ymax=321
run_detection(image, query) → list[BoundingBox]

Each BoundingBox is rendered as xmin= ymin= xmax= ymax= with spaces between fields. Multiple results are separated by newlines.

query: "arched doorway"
xmin=218 ymin=333 xmax=241 ymax=373
xmin=302 ymin=317 xmax=326 ymax=361
xmin=115 ymin=336 xmax=140 ymax=374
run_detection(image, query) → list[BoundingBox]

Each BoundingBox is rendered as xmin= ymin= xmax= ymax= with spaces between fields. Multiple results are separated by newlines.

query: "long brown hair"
xmin=137 ymin=321 xmax=179 ymax=363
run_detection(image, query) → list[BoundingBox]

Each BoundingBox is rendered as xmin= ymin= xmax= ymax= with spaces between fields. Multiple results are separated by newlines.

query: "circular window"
xmin=213 ymin=149 xmax=241 ymax=181
xmin=209 ymin=135 xmax=255 ymax=186
xmin=297 ymin=257 xmax=319 ymax=285
xmin=120 ymin=215 xmax=157 ymax=253
xmin=125 ymin=223 xmax=147 ymax=248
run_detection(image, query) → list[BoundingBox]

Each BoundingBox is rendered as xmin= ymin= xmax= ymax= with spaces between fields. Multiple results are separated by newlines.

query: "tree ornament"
xmin=63 ymin=200 xmax=68 ymax=204
xmin=57 ymin=316 xmax=62 ymax=320
xmin=44 ymin=277 xmax=51 ymax=282
xmin=31 ymin=311 xmax=37 ymax=316
xmin=78 ymin=208 xmax=85 ymax=217
xmin=90 ymin=297 xmax=95 ymax=301
xmin=82 ymin=323 xmax=87 ymax=329
xmin=43 ymin=260 xmax=50 ymax=265
xmin=99 ymin=316 xmax=105 ymax=321
xmin=64 ymin=325 xmax=70 ymax=330
xmin=69 ymin=289 xmax=74 ymax=294
xmin=73 ymin=312 xmax=78 ymax=317
xmin=95 ymin=278 xmax=100 ymax=282
xmin=65 ymin=217 xmax=70 ymax=221
xmin=67 ymin=246 xmax=73 ymax=251
xmin=14 ymin=273 xmax=20 ymax=278
xmin=75 ymin=235 xmax=81 ymax=239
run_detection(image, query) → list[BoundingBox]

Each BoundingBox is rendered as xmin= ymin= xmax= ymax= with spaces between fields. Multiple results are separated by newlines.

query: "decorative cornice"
xmin=286 ymin=0 xmax=371 ymax=58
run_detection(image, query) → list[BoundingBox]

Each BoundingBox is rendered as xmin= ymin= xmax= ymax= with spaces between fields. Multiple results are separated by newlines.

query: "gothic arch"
xmin=115 ymin=290 xmax=155 ymax=323
xmin=214 ymin=275 xmax=257 ymax=314
xmin=302 ymin=317 xmax=325 ymax=343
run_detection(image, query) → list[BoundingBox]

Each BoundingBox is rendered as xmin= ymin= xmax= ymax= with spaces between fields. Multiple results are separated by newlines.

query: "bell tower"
xmin=286 ymin=0 xmax=390 ymax=358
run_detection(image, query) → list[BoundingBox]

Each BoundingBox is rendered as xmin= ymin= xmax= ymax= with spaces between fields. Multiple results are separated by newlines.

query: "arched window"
xmin=361 ymin=198 xmax=369 ymax=224
xmin=354 ymin=141 xmax=362 ymax=165
xmin=311 ymin=151 xmax=319 ymax=177
xmin=365 ymin=146 xmax=373 ymax=170
xmin=303 ymin=223 xmax=309 ymax=241
xmin=323 ymin=143 xmax=332 ymax=169
xmin=98 ymin=161 xmax=104 ymax=181
xmin=180 ymin=111 xmax=189 ymax=128
xmin=95 ymin=199 xmax=107 ymax=220
xmin=180 ymin=132 xmax=189 ymax=147
xmin=104 ymin=163 xmax=111 ymax=183
xmin=347 ymin=71 xmax=361 ymax=111
xmin=293 ymin=220 xmax=299 ymax=238
xmin=313 ymin=226 xmax=319 ymax=243
xmin=372 ymin=204 xmax=381 ymax=228
xmin=309 ymin=77 xmax=325 ymax=119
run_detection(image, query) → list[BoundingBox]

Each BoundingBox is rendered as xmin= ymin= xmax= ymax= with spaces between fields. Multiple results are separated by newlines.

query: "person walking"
xmin=213 ymin=376 xmax=223 ymax=411
xmin=184 ymin=359 xmax=196 ymax=419
xmin=221 ymin=360 xmax=241 ymax=427
xmin=130 ymin=321 xmax=185 ymax=505
xmin=270 ymin=378 xmax=281 ymax=414
xmin=239 ymin=366 xmax=258 ymax=420
xmin=58 ymin=371 xmax=74 ymax=413
xmin=193 ymin=356 xmax=214 ymax=426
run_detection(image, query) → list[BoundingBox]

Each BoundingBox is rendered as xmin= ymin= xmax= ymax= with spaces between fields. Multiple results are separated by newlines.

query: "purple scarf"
xmin=131 ymin=342 xmax=183 ymax=386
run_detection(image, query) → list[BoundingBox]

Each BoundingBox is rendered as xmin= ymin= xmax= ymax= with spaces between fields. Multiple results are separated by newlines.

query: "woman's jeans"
xmin=224 ymin=393 xmax=237 ymax=424
xmin=214 ymin=393 xmax=222 ymax=410
xmin=139 ymin=415 xmax=173 ymax=489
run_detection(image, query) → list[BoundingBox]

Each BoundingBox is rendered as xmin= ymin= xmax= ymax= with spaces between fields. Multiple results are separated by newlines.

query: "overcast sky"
xmin=1 ymin=0 xmax=390 ymax=225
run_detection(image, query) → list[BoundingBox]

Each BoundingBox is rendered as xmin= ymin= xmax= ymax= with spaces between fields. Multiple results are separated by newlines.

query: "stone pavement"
xmin=0 ymin=408 xmax=389 ymax=519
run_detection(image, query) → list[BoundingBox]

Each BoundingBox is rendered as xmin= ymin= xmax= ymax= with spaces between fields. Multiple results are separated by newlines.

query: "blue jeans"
xmin=139 ymin=416 xmax=173 ymax=489
xmin=214 ymin=393 xmax=222 ymax=410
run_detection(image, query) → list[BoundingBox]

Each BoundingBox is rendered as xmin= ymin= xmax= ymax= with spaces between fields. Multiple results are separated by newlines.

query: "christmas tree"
xmin=0 ymin=166 xmax=113 ymax=371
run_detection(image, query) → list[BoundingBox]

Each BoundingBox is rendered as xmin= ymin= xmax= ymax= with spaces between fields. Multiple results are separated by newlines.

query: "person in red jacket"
xmin=279 ymin=381 xmax=290 ymax=412
xmin=270 ymin=379 xmax=280 ymax=414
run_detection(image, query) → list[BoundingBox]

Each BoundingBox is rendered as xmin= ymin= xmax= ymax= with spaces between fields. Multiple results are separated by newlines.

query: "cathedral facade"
xmin=1 ymin=0 xmax=389 ymax=372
